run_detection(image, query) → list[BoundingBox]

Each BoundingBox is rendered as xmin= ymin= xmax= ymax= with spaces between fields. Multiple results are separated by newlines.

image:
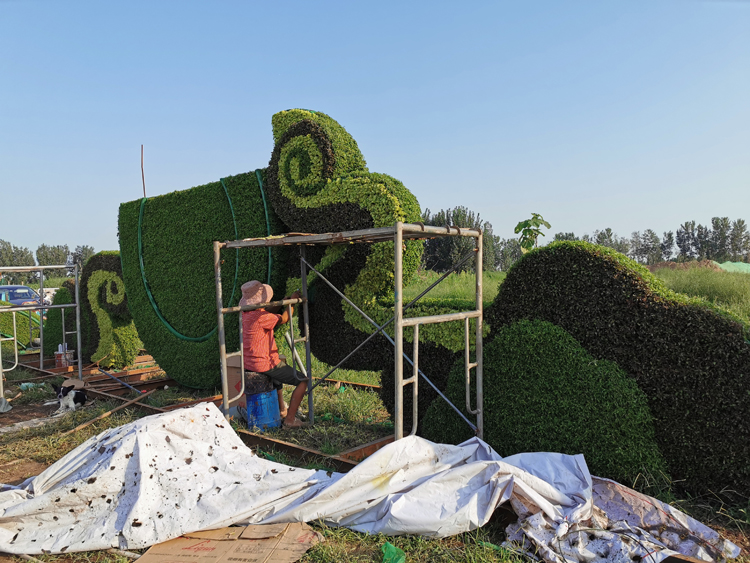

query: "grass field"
xmin=404 ymin=270 xmax=505 ymax=306
xmin=653 ymin=266 xmax=750 ymax=323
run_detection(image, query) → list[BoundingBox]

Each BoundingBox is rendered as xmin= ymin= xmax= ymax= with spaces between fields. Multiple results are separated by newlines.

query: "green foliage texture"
xmin=422 ymin=319 xmax=667 ymax=484
xmin=43 ymin=252 xmax=143 ymax=368
xmin=117 ymin=110 xmax=443 ymax=389
xmin=119 ymin=171 xmax=289 ymax=388
xmin=485 ymin=241 xmax=750 ymax=497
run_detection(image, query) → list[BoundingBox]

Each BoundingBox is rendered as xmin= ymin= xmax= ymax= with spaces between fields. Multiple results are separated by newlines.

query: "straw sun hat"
xmin=239 ymin=280 xmax=273 ymax=309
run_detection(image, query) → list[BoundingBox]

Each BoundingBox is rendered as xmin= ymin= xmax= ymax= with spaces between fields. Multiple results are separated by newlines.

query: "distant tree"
xmin=480 ymin=223 xmax=500 ymax=272
xmin=629 ymin=231 xmax=645 ymax=263
xmin=36 ymin=244 xmax=70 ymax=278
xmin=640 ymin=230 xmax=662 ymax=265
xmin=496 ymin=238 xmax=523 ymax=271
xmin=694 ymin=224 xmax=712 ymax=261
xmin=676 ymin=221 xmax=696 ymax=261
xmin=594 ymin=228 xmax=616 ymax=247
xmin=661 ymin=231 xmax=675 ymax=262
xmin=421 ymin=207 xmax=488 ymax=273
xmin=729 ymin=220 xmax=750 ymax=262
xmin=593 ymin=228 xmax=630 ymax=255
xmin=0 ymin=239 xmax=36 ymax=284
xmin=68 ymin=245 xmax=95 ymax=275
xmin=553 ymin=232 xmax=579 ymax=242
xmin=710 ymin=217 xmax=731 ymax=262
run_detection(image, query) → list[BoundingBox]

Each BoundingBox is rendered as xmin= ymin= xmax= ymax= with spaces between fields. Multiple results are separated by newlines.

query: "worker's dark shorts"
xmin=262 ymin=362 xmax=306 ymax=390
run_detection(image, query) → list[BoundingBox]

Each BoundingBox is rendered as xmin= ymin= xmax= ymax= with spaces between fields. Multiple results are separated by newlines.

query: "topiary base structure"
xmin=485 ymin=241 xmax=750 ymax=498
xmin=422 ymin=319 xmax=667 ymax=485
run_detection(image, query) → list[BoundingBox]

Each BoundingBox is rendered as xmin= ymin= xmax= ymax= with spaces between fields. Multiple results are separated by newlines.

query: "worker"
xmin=240 ymin=280 xmax=306 ymax=428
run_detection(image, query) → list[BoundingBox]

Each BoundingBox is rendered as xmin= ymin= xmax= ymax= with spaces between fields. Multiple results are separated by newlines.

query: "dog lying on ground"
xmin=51 ymin=383 xmax=87 ymax=413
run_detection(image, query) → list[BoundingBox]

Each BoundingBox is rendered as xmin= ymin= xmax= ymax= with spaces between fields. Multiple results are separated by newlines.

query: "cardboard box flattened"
xmin=137 ymin=523 xmax=322 ymax=563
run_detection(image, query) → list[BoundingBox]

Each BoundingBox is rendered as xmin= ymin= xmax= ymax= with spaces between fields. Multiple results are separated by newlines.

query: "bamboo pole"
xmin=61 ymin=390 xmax=155 ymax=437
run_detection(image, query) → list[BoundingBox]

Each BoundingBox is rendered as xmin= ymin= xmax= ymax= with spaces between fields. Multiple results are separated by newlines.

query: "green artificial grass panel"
xmin=119 ymin=170 xmax=289 ymax=388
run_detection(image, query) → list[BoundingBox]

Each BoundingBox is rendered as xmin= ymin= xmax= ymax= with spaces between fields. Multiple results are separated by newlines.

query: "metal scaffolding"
xmin=213 ymin=222 xmax=484 ymax=440
xmin=0 ymin=264 xmax=83 ymax=399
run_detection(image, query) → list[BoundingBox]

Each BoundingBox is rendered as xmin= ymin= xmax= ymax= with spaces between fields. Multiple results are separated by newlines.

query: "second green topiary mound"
xmin=485 ymin=241 xmax=750 ymax=497
xmin=422 ymin=319 xmax=666 ymax=484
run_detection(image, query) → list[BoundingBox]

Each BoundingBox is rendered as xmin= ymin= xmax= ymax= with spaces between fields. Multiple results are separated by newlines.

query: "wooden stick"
xmin=108 ymin=548 xmax=142 ymax=559
xmin=61 ymin=390 xmax=156 ymax=437
xmin=6 ymin=392 xmax=22 ymax=402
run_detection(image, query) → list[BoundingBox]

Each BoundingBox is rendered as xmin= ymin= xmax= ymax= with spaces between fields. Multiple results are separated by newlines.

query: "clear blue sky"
xmin=1 ymin=0 xmax=748 ymax=255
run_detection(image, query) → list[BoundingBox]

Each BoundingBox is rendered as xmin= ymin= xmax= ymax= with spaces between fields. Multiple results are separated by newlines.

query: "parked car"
xmin=0 ymin=285 xmax=46 ymax=306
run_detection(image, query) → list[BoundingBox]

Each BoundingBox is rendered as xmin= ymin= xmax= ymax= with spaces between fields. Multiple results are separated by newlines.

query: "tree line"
xmin=0 ymin=240 xmax=95 ymax=285
xmin=421 ymin=210 xmax=750 ymax=273
xmin=552 ymin=217 xmax=750 ymax=266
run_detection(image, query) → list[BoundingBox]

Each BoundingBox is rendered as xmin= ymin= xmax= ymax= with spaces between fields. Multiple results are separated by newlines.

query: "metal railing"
xmin=0 ymin=265 xmax=83 ymax=400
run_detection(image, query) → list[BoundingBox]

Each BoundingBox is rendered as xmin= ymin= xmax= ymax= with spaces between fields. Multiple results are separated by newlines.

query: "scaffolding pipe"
xmin=214 ymin=241 xmax=231 ymax=417
xmin=394 ymin=221 xmax=404 ymax=439
xmin=300 ymin=255 xmax=477 ymax=432
xmin=300 ymin=246 xmax=313 ymax=424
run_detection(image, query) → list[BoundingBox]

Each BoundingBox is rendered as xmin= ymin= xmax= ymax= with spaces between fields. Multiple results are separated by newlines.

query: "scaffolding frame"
xmin=213 ymin=222 xmax=483 ymax=440
xmin=0 ymin=264 xmax=83 ymax=399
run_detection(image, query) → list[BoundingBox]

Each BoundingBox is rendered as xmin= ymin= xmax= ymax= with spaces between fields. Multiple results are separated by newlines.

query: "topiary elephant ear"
xmin=79 ymin=251 xmax=142 ymax=368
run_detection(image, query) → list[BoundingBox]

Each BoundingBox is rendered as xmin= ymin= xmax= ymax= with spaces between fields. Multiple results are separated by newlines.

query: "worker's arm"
xmin=276 ymin=291 xmax=302 ymax=325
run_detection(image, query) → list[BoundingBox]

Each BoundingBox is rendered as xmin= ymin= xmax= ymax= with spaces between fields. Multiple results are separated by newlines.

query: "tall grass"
xmin=654 ymin=268 xmax=750 ymax=323
xmin=404 ymin=270 xmax=505 ymax=306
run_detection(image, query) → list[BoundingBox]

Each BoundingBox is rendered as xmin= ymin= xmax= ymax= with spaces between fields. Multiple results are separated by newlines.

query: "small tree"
xmin=514 ymin=213 xmax=551 ymax=253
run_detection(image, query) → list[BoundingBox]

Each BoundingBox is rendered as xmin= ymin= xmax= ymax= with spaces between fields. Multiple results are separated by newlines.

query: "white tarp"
xmin=0 ymin=403 xmax=740 ymax=562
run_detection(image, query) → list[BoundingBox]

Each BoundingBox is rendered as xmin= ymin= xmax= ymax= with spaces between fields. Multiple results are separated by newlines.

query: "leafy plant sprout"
xmin=515 ymin=213 xmax=551 ymax=253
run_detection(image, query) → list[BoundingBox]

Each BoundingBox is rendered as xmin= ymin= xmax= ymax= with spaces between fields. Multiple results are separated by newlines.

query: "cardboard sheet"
xmin=138 ymin=523 xmax=321 ymax=563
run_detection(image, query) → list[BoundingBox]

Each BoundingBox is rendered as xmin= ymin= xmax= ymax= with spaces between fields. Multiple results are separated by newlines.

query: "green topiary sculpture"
xmin=118 ymin=110 xmax=459 ymax=390
xmin=422 ymin=319 xmax=667 ymax=485
xmin=42 ymin=253 xmax=143 ymax=368
xmin=485 ymin=241 xmax=750 ymax=497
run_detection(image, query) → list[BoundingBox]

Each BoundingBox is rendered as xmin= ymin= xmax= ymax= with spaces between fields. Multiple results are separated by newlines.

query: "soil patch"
xmin=0 ymin=402 xmax=57 ymax=425
xmin=0 ymin=458 xmax=49 ymax=486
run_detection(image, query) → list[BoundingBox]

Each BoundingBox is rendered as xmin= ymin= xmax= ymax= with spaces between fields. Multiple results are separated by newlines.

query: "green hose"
xmin=137 ymin=178 xmax=240 ymax=342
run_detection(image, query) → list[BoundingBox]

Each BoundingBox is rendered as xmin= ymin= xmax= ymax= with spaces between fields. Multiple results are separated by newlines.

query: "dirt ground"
xmin=0 ymin=402 xmax=57 ymax=425
xmin=0 ymin=458 xmax=50 ymax=486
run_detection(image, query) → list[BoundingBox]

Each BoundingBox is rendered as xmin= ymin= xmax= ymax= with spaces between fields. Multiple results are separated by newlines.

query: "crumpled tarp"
xmin=0 ymin=403 xmax=740 ymax=562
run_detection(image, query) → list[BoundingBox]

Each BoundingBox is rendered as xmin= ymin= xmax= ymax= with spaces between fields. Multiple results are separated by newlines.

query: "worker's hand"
xmin=290 ymin=290 xmax=302 ymax=300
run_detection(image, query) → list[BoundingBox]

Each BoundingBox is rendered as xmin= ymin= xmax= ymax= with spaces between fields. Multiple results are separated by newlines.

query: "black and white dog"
xmin=51 ymin=383 xmax=87 ymax=413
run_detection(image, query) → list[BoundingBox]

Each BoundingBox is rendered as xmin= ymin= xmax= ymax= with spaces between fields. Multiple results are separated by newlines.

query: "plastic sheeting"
xmin=0 ymin=403 xmax=740 ymax=561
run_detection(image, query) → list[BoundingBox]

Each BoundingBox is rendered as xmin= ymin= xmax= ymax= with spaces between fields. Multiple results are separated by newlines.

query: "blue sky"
xmin=1 ymin=0 xmax=748 ymax=255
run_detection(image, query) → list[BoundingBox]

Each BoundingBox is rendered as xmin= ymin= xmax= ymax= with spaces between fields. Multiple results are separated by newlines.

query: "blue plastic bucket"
xmin=246 ymin=390 xmax=281 ymax=431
